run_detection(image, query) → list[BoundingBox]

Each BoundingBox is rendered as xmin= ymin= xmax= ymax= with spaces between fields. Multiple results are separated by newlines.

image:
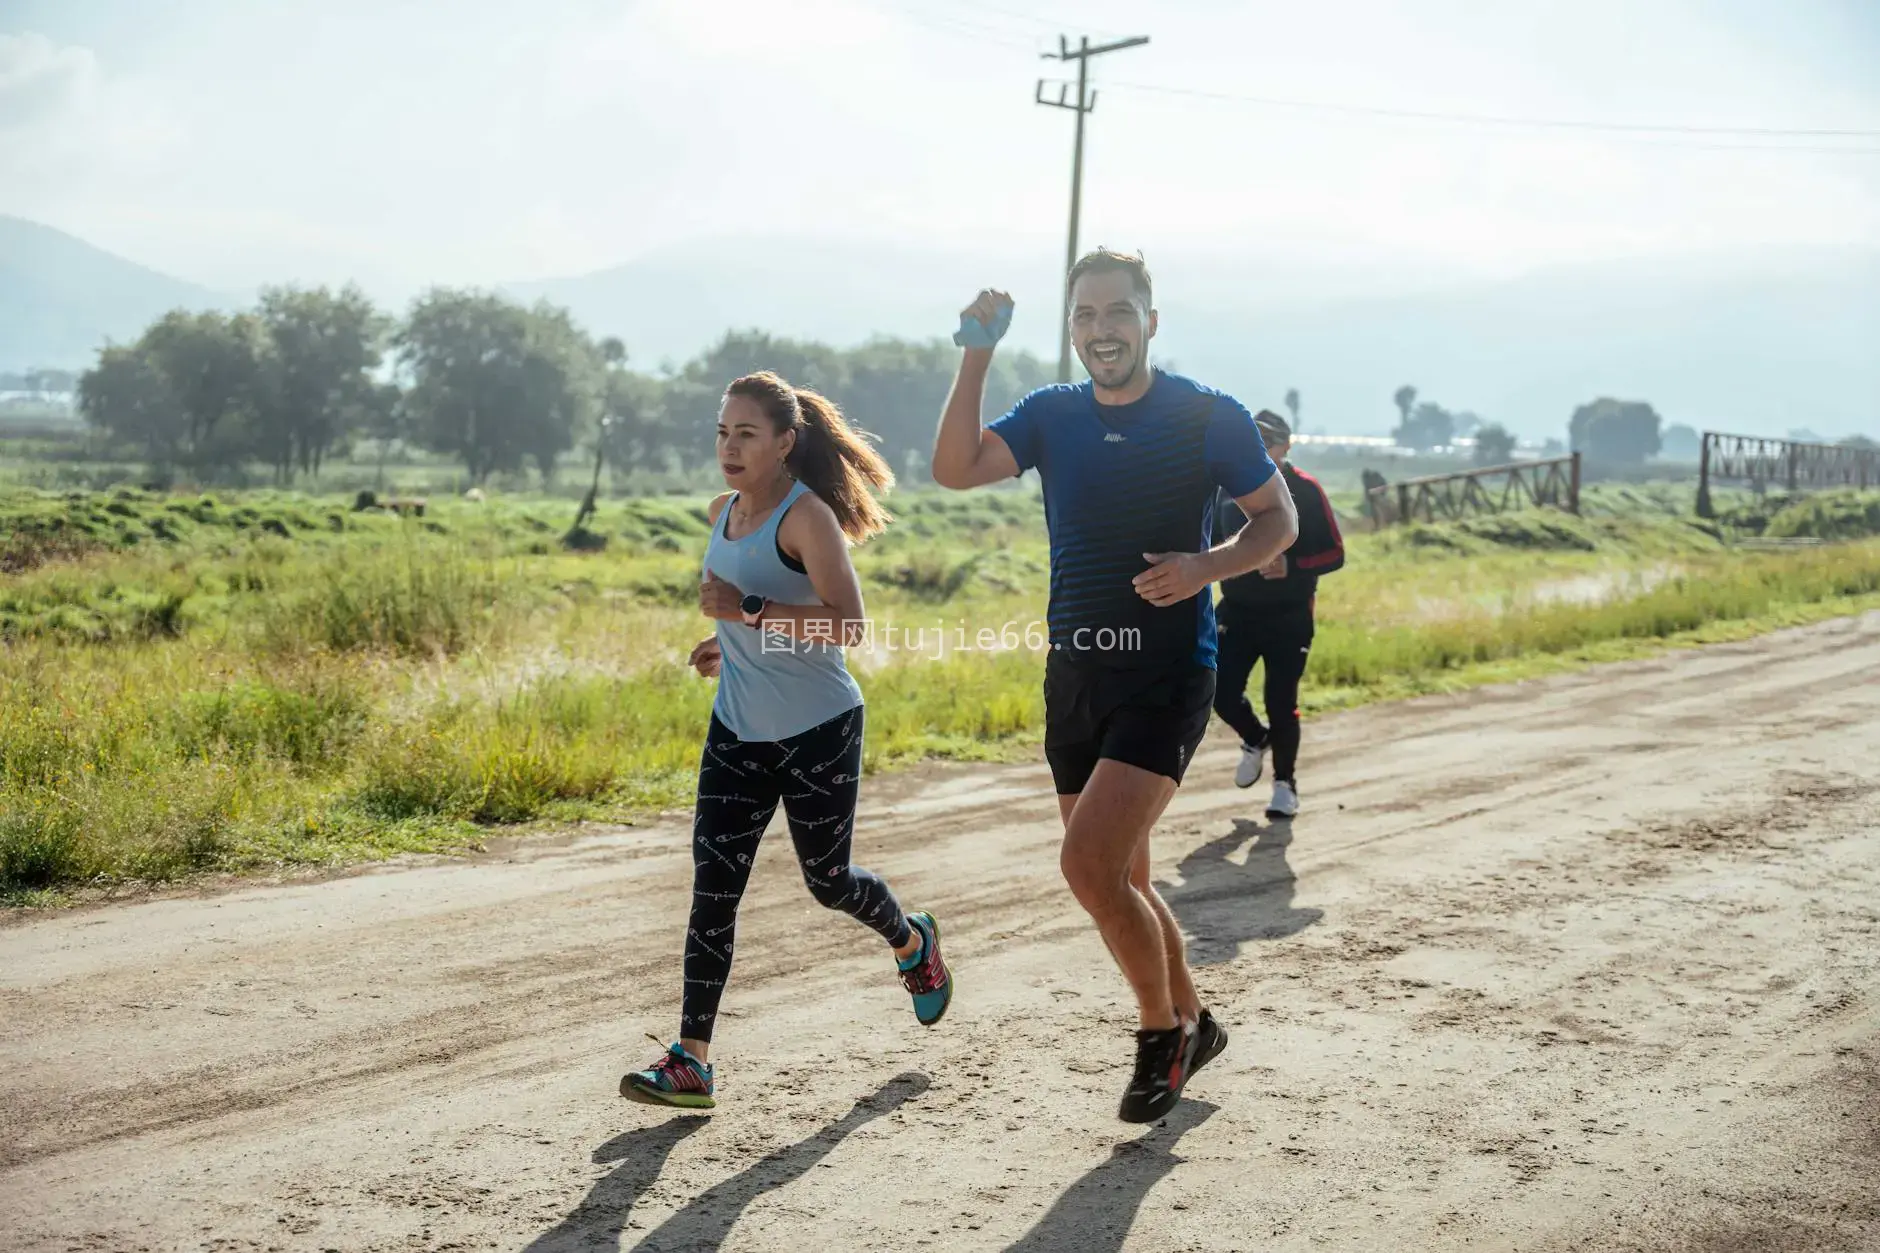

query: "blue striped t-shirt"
xmin=989 ymin=368 xmax=1276 ymax=671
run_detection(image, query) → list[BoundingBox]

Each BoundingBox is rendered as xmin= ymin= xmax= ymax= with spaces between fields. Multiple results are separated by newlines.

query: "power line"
xmin=880 ymin=2 xmax=1048 ymax=52
xmin=940 ymin=0 xmax=1127 ymax=43
xmin=1098 ymin=79 xmax=1880 ymax=141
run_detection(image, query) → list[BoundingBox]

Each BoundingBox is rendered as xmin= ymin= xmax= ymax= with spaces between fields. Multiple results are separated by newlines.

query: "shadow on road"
xmin=1158 ymin=817 xmax=1323 ymax=966
xmin=1004 ymin=1100 xmax=1219 ymax=1252
xmin=526 ymin=1071 xmax=930 ymax=1253
xmin=522 ymin=1115 xmax=706 ymax=1253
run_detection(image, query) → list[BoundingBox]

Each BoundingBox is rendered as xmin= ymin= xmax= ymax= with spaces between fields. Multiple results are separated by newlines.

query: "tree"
xmin=79 ymin=346 xmax=188 ymax=466
xmin=136 ymin=310 xmax=267 ymax=472
xmin=1283 ymin=387 xmax=1301 ymax=434
xmin=1660 ymin=423 xmax=1701 ymax=462
xmin=1570 ymin=398 xmax=1662 ymax=466
xmin=1395 ymin=400 xmax=1455 ymax=451
xmin=1392 ymin=385 xmax=1417 ymax=430
xmin=518 ymin=302 xmax=604 ymax=485
xmin=398 ymin=290 xmax=534 ymax=484
xmin=396 ymin=290 xmax=602 ymax=485
xmin=255 ymin=285 xmax=388 ymax=482
xmin=1473 ymin=422 xmax=1516 ymax=466
xmin=1837 ymin=434 xmax=1876 ymax=452
xmin=22 ymin=368 xmax=79 ymax=394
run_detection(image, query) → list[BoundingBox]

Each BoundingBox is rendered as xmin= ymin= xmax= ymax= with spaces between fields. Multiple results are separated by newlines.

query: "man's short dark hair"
xmin=1254 ymin=410 xmax=1292 ymax=446
xmin=1067 ymin=247 xmax=1153 ymax=308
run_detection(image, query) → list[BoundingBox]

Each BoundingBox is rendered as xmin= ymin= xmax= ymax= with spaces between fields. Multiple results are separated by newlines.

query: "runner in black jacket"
xmin=1212 ymin=411 xmax=1345 ymax=818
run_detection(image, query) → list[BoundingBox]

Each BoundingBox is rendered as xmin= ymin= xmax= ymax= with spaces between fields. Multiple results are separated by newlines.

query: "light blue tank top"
xmin=704 ymin=479 xmax=864 ymax=743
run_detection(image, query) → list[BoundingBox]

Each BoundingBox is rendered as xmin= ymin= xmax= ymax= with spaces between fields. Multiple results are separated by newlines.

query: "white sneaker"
xmin=1234 ymin=742 xmax=1265 ymax=789
xmin=1266 ymin=780 xmax=1300 ymax=819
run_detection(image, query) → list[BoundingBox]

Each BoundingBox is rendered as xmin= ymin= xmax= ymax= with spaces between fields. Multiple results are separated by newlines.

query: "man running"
xmin=930 ymin=249 xmax=1298 ymax=1123
xmin=1212 ymin=409 xmax=1346 ymax=819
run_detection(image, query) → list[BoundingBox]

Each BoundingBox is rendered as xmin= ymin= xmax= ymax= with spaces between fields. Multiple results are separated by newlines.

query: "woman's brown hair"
xmin=723 ymin=371 xmax=894 ymax=542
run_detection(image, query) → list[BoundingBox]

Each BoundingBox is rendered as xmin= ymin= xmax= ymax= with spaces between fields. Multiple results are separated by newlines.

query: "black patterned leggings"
xmin=682 ymin=705 xmax=911 ymax=1042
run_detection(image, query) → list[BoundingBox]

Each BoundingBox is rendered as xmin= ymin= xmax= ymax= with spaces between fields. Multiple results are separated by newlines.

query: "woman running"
xmin=1212 ymin=410 xmax=1346 ymax=819
xmin=623 ymin=371 xmax=953 ymax=1111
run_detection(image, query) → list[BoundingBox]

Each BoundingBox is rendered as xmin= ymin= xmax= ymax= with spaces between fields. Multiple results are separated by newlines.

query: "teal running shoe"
xmin=621 ymin=1039 xmax=715 ymax=1110
xmin=898 ymin=911 xmax=953 ymax=1026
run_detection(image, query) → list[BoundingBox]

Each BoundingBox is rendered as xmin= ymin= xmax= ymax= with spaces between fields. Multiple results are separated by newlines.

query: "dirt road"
xmin=5 ymin=614 xmax=1879 ymax=1252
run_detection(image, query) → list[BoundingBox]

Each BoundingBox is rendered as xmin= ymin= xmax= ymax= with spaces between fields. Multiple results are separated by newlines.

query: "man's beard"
xmin=1081 ymin=341 xmax=1141 ymax=389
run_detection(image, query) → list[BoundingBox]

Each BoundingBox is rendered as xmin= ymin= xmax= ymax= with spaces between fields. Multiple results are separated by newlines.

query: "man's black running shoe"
xmin=1118 ymin=1022 xmax=1198 ymax=1124
xmin=1189 ymin=1009 xmax=1228 ymax=1077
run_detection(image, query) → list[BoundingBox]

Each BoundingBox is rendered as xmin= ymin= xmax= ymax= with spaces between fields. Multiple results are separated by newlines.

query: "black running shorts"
xmin=1042 ymin=650 xmax=1216 ymax=796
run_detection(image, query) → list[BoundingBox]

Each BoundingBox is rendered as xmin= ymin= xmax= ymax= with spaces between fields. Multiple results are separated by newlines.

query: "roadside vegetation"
xmin=5 ymin=481 xmax=1880 ymax=902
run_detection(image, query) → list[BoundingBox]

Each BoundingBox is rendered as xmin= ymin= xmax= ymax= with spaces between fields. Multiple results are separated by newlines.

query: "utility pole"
xmin=1036 ymin=33 xmax=1149 ymax=384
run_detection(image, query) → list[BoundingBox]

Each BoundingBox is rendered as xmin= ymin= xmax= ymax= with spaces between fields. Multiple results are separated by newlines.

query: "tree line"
xmin=1391 ymin=382 xmax=1692 ymax=469
xmin=72 ymin=290 xmax=1872 ymax=487
xmin=75 ymin=286 xmax=1056 ymax=486
xmin=0 ymin=369 xmax=80 ymax=394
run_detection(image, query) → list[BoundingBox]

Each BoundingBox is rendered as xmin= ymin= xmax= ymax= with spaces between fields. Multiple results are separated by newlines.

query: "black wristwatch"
xmin=740 ymin=593 xmax=767 ymax=626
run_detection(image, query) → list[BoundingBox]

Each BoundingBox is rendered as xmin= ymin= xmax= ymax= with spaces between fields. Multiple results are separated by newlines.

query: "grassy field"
xmin=5 ymin=479 xmax=1880 ymax=904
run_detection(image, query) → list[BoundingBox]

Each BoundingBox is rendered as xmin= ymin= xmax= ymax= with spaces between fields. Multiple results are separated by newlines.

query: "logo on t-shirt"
xmin=1103 ymin=432 xmax=1126 ymax=442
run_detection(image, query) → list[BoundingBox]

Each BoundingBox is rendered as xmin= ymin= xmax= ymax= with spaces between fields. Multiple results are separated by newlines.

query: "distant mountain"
xmin=0 ymin=215 xmax=227 ymax=372
xmin=6 ymin=213 xmax=1873 ymax=444
xmin=1171 ymin=248 xmax=1880 ymax=440
xmin=501 ymin=236 xmax=1452 ymax=375
xmin=513 ymin=238 xmax=1880 ymax=442
xmin=503 ymin=235 xmax=1069 ymax=371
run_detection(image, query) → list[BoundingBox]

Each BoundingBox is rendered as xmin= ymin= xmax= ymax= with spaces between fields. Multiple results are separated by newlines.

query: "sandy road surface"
xmin=4 ymin=614 xmax=1880 ymax=1253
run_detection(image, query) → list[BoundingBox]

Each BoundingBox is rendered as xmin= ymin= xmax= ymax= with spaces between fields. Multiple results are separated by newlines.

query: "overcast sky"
xmin=3 ymin=0 xmax=1878 ymax=300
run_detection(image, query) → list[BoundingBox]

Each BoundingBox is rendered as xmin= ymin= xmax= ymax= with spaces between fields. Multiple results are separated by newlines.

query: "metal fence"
xmin=1696 ymin=432 xmax=1878 ymax=517
xmin=1367 ymin=454 xmax=1581 ymax=528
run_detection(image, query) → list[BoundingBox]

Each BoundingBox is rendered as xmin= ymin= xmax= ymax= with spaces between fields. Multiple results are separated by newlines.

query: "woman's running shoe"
xmin=621 ymin=1039 xmax=715 ymax=1110
xmin=897 ymin=911 xmax=953 ymax=1026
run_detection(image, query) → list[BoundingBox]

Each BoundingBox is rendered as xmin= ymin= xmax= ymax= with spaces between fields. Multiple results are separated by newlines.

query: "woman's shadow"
xmin=1156 ymin=818 xmax=1323 ymax=966
xmin=524 ymin=1071 xmax=929 ymax=1253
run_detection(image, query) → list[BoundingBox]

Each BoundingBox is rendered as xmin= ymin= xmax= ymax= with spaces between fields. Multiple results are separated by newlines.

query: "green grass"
xmin=4 ymin=481 xmax=1880 ymax=903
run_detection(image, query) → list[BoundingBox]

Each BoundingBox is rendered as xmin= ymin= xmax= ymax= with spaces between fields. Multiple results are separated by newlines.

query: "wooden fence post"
xmin=1568 ymin=452 xmax=1582 ymax=515
xmin=1696 ymin=433 xmax=1714 ymax=518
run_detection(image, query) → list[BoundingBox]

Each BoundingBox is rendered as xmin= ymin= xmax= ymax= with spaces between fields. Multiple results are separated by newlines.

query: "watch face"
xmin=741 ymin=594 xmax=764 ymax=615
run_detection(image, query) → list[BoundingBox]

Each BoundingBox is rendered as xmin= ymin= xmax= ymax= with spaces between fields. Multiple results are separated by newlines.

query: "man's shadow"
xmin=1005 ymin=1100 xmax=1219 ymax=1252
xmin=522 ymin=1116 xmax=705 ymax=1253
xmin=524 ymin=1071 xmax=929 ymax=1253
xmin=1157 ymin=818 xmax=1323 ymax=966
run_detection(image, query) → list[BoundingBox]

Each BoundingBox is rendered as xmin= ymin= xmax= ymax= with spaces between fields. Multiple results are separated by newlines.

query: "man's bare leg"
xmin=1057 ymin=791 xmax=1201 ymax=1025
xmin=1058 ymin=759 xmax=1181 ymax=1030
xmin=1132 ymin=837 xmax=1202 ymax=1023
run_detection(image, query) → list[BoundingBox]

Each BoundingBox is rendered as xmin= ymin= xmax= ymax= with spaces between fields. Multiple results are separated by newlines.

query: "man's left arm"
xmin=1201 ymin=474 xmax=1296 ymax=583
xmin=1133 ymin=401 xmax=1297 ymax=607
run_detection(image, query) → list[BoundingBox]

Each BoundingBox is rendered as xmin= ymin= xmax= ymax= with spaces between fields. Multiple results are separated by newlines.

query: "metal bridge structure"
xmin=1696 ymin=431 xmax=1879 ymax=517
xmin=1367 ymin=453 xmax=1582 ymax=528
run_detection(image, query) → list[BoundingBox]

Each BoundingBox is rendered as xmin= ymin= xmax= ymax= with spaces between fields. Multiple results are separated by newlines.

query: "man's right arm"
xmin=931 ymin=289 xmax=1021 ymax=490
xmin=932 ymin=351 xmax=1020 ymax=489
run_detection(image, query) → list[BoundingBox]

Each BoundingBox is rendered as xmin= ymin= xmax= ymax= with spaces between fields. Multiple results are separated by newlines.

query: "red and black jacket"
xmin=1215 ymin=463 xmax=1345 ymax=608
